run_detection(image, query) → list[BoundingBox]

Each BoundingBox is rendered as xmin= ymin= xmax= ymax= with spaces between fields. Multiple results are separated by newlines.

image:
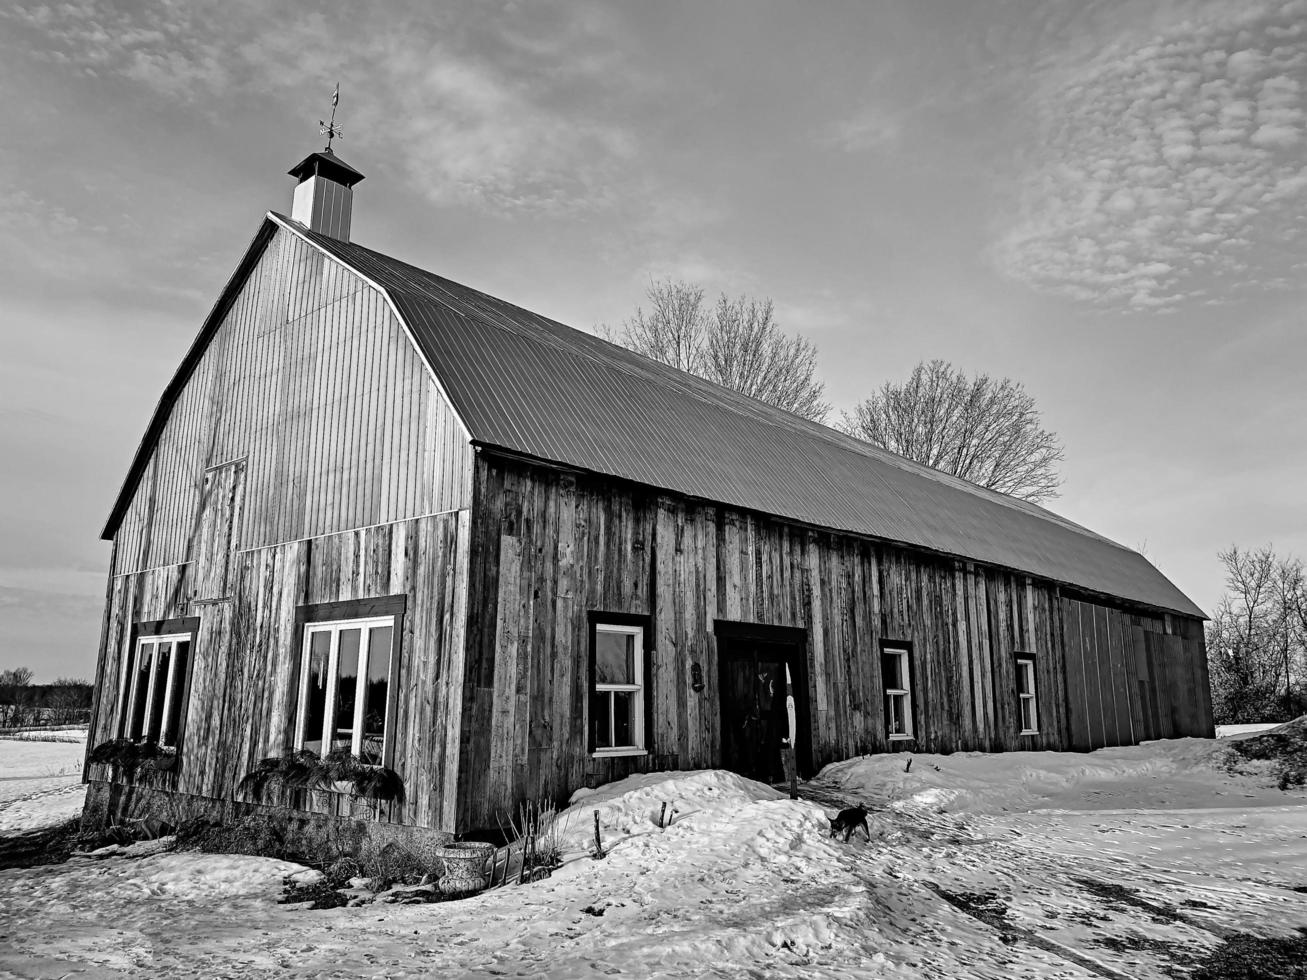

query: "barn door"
xmin=193 ymin=459 xmax=246 ymax=601
xmin=717 ymin=634 xmax=811 ymax=783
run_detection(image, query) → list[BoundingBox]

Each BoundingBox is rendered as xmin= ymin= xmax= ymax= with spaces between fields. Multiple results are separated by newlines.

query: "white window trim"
xmin=123 ymin=632 xmax=191 ymax=747
xmin=295 ymin=615 xmax=395 ymax=761
xmin=591 ymin=622 xmax=646 ymax=756
xmin=883 ymin=646 xmax=915 ymax=741
xmin=1016 ymin=655 xmax=1039 ymax=735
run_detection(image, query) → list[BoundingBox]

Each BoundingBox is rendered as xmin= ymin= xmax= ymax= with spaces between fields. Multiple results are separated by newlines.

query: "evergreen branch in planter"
xmin=238 ymin=749 xmax=405 ymax=806
xmin=88 ymin=739 xmax=177 ymax=778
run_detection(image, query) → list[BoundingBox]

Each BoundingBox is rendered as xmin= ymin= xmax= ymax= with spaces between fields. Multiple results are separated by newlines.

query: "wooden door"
xmin=717 ymin=637 xmax=810 ymax=783
xmin=193 ymin=459 xmax=246 ymax=601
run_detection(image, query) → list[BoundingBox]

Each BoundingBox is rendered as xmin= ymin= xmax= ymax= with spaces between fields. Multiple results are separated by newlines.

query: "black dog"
xmin=828 ymin=805 xmax=871 ymax=843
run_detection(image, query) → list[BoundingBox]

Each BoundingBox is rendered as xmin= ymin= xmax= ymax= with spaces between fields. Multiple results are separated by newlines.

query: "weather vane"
xmin=319 ymin=84 xmax=342 ymax=151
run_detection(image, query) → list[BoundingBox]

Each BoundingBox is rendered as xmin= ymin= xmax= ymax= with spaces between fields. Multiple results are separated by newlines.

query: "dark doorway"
xmin=714 ymin=621 xmax=812 ymax=783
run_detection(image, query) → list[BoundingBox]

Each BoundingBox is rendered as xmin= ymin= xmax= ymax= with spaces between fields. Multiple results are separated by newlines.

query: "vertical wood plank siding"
xmin=1058 ymin=598 xmax=1214 ymax=748
xmin=111 ymin=228 xmax=472 ymax=577
xmin=457 ymin=454 xmax=1212 ymax=831
xmin=90 ymin=511 xmax=470 ymax=829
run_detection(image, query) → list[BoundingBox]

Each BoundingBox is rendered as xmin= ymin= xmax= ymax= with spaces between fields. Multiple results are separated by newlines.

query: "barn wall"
xmin=456 ymin=454 xmax=1195 ymax=830
xmin=1059 ymin=597 xmax=1212 ymax=747
xmin=88 ymin=510 xmax=471 ymax=831
xmin=112 ymin=226 xmax=473 ymax=577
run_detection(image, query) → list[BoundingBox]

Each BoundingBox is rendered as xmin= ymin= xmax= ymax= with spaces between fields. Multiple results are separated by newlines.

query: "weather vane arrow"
xmin=319 ymin=84 xmax=342 ymax=151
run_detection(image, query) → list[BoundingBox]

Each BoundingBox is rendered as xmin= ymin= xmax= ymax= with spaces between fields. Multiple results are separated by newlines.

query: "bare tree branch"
xmin=840 ymin=359 xmax=1065 ymax=503
xmin=607 ymin=280 xmax=830 ymax=422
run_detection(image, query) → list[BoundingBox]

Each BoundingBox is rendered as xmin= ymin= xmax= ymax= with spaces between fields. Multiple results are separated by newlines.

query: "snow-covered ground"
xmin=0 ymin=730 xmax=87 ymax=833
xmin=1 ymin=736 xmax=1304 ymax=978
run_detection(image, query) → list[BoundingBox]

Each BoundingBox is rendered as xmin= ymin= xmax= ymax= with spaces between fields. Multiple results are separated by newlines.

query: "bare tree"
xmin=606 ymin=280 xmax=830 ymax=422
xmin=0 ymin=667 xmax=34 ymax=687
xmin=613 ymin=280 xmax=707 ymax=373
xmin=1205 ymin=545 xmax=1307 ymax=724
xmin=840 ymin=359 xmax=1065 ymax=502
xmin=0 ymin=667 xmax=35 ymax=728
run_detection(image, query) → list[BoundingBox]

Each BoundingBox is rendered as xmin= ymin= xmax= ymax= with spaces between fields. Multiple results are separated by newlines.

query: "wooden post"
xmin=781 ymin=744 xmax=798 ymax=800
xmin=593 ymin=810 xmax=605 ymax=859
xmin=658 ymin=801 xmax=667 ymax=828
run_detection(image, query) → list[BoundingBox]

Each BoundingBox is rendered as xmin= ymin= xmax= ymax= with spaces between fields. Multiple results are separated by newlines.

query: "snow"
xmin=0 ymin=730 xmax=87 ymax=833
xmin=1 ymin=738 xmax=1305 ymax=978
xmin=1216 ymin=722 xmax=1282 ymax=738
xmin=818 ymin=737 xmax=1295 ymax=813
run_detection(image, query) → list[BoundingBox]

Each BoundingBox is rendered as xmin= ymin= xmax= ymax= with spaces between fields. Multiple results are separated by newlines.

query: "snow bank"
xmin=816 ymin=737 xmax=1294 ymax=814
xmin=1217 ymin=722 xmax=1282 ymax=738
xmin=556 ymin=768 xmax=788 ymax=845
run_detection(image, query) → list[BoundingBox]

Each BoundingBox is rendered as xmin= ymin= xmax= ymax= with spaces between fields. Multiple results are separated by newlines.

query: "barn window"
xmin=295 ymin=617 xmax=395 ymax=765
xmin=589 ymin=616 xmax=649 ymax=757
xmin=1015 ymin=654 xmax=1039 ymax=735
xmin=881 ymin=645 xmax=914 ymax=741
xmin=118 ymin=618 xmax=198 ymax=750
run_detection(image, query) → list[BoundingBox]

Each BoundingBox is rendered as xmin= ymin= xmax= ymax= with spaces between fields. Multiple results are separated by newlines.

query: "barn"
xmin=84 ymin=147 xmax=1213 ymax=836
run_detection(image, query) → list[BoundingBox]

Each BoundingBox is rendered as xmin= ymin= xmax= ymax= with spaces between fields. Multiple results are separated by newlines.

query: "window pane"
xmin=596 ymin=630 xmax=635 ymax=685
xmin=591 ymin=691 xmax=612 ymax=749
xmin=302 ymin=630 xmax=332 ymax=754
xmin=1021 ymin=698 xmax=1037 ymax=732
xmin=146 ymin=642 xmax=172 ymax=741
xmin=1016 ymin=661 xmax=1032 ymax=696
xmin=881 ymin=651 xmax=903 ymax=691
xmin=595 ymin=632 xmax=635 ymax=684
xmin=885 ymin=691 xmax=903 ymax=735
xmin=360 ymin=626 xmax=392 ymax=765
xmin=612 ymin=691 xmax=633 ymax=747
xmin=332 ymin=629 xmax=361 ymax=754
xmin=162 ymin=641 xmax=189 ymax=748
xmin=127 ymin=643 xmax=153 ymax=740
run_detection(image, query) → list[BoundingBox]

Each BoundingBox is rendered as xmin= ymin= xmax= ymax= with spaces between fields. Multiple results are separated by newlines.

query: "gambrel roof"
xmin=104 ymin=213 xmax=1205 ymax=619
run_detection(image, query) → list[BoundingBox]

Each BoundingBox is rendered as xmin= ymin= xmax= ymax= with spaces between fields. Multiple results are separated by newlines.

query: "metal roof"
xmin=280 ymin=217 xmax=1203 ymax=619
xmin=102 ymin=213 xmax=1205 ymax=619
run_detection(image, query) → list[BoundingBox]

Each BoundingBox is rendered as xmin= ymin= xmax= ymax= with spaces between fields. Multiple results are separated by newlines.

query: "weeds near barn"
xmin=498 ymin=798 xmax=570 ymax=884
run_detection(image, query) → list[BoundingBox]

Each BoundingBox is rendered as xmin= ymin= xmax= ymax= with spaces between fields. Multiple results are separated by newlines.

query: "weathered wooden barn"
xmin=86 ymin=148 xmax=1212 ymax=835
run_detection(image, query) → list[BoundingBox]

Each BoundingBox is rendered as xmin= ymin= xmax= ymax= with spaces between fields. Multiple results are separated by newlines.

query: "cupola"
xmin=288 ymin=147 xmax=365 ymax=242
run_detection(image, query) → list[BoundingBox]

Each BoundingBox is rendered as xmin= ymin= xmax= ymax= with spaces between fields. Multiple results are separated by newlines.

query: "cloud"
xmin=2 ymin=1 xmax=640 ymax=215
xmin=824 ymin=107 xmax=903 ymax=153
xmin=994 ymin=0 xmax=1307 ymax=311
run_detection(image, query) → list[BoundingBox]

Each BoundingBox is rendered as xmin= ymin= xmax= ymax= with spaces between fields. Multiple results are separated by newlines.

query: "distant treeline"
xmin=0 ymin=670 xmax=92 ymax=728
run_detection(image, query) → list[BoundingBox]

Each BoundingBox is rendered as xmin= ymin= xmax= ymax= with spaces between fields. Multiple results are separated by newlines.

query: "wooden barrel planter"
xmin=435 ymin=841 xmax=495 ymax=896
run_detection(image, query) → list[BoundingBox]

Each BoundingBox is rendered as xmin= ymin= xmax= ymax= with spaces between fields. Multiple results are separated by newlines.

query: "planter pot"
xmin=435 ymin=841 xmax=495 ymax=896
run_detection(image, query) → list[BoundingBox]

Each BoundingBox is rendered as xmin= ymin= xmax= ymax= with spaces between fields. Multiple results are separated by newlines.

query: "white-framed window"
xmin=121 ymin=631 xmax=192 ymax=748
xmin=1015 ymin=655 xmax=1039 ymax=735
xmin=590 ymin=621 xmax=646 ymax=757
xmin=295 ymin=616 xmax=394 ymax=765
xmin=881 ymin=645 xmax=914 ymax=741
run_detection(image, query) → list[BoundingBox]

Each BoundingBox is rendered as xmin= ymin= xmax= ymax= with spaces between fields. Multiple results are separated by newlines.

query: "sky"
xmin=1 ymin=0 xmax=1304 ymax=681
